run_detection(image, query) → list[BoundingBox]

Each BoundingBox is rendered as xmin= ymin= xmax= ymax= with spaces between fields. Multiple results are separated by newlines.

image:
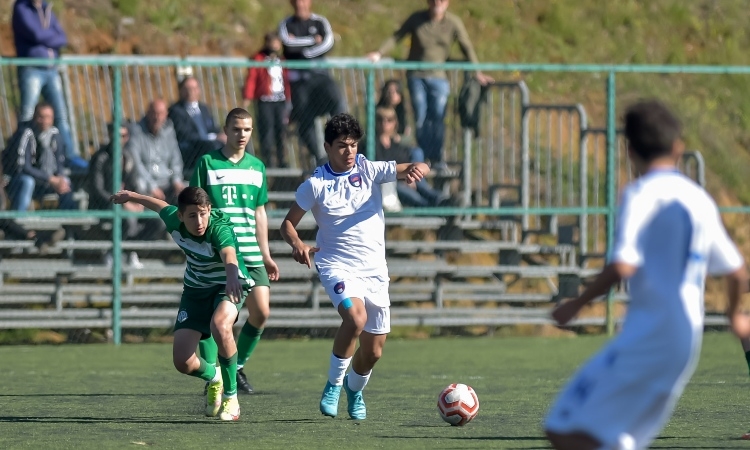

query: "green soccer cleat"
xmin=319 ymin=381 xmax=342 ymax=418
xmin=219 ymin=396 xmax=240 ymax=421
xmin=343 ymin=375 xmax=366 ymax=420
xmin=205 ymin=377 xmax=223 ymax=417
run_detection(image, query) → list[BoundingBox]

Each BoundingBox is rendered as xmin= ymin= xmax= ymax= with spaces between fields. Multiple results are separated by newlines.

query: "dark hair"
xmin=33 ymin=102 xmax=53 ymax=117
xmin=624 ymin=100 xmax=682 ymax=161
xmin=177 ymin=76 xmax=197 ymax=92
xmin=177 ymin=186 xmax=211 ymax=212
xmin=377 ymin=79 xmax=402 ymax=107
xmin=324 ymin=113 xmax=364 ymax=145
xmin=225 ymin=107 xmax=253 ymax=127
xmin=264 ymin=31 xmax=280 ymax=42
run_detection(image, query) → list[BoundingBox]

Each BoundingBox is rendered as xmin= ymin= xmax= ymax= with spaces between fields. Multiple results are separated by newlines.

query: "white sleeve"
xmin=707 ymin=206 xmax=744 ymax=275
xmin=609 ymin=187 xmax=648 ymax=267
xmin=278 ymin=18 xmax=316 ymax=47
xmin=302 ymin=15 xmax=335 ymax=58
xmin=295 ymin=179 xmax=316 ymax=211
xmin=359 ymin=154 xmax=396 ymax=184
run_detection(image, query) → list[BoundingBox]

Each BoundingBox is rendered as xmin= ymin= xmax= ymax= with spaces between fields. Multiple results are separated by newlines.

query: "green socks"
xmin=218 ymin=352 xmax=239 ymax=397
xmin=187 ymin=357 xmax=218 ymax=382
xmin=237 ymin=322 xmax=264 ymax=368
xmin=199 ymin=336 xmax=219 ymax=365
xmin=745 ymin=351 xmax=750 ymax=376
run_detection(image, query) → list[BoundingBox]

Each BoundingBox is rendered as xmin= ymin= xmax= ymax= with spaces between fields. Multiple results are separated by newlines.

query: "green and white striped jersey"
xmin=190 ymin=150 xmax=268 ymax=268
xmin=158 ymin=205 xmax=253 ymax=289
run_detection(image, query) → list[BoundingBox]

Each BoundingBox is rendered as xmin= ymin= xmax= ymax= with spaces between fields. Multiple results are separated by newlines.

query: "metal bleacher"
xmin=0 ymin=58 xmax=711 ymax=333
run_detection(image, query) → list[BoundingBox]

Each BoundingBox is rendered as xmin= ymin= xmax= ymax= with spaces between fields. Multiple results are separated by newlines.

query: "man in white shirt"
xmin=280 ymin=113 xmax=429 ymax=420
xmin=544 ymin=100 xmax=750 ymax=450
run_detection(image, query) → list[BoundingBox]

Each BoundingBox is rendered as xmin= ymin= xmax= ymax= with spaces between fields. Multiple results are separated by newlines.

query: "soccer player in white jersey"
xmin=280 ymin=113 xmax=429 ymax=420
xmin=544 ymin=100 xmax=750 ymax=450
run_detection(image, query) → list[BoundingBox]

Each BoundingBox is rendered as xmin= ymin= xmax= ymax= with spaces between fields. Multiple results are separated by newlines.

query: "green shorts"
xmin=173 ymin=284 xmax=249 ymax=339
xmin=247 ymin=265 xmax=270 ymax=288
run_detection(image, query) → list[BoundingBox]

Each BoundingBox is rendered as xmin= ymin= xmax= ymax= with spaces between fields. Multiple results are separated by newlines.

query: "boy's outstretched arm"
xmin=219 ymin=246 xmax=244 ymax=305
xmin=396 ymin=162 xmax=429 ymax=184
xmin=280 ymin=202 xmax=319 ymax=268
xmin=552 ymin=262 xmax=636 ymax=326
xmin=110 ymin=189 xmax=169 ymax=213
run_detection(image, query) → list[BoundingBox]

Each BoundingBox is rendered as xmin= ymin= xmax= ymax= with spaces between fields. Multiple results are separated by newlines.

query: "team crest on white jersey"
xmin=348 ymin=173 xmax=362 ymax=188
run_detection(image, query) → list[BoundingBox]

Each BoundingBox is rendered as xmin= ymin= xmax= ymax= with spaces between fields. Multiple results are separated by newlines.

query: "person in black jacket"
xmin=168 ymin=76 xmax=226 ymax=178
xmin=279 ymin=0 xmax=346 ymax=165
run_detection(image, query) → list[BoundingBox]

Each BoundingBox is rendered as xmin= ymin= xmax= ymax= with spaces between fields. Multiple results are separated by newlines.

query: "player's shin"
xmin=237 ymin=321 xmax=264 ymax=368
xmin=186 ymin=356 xmax=220 ymax=382
xmin=198 ymin=336 xmax=219 ymax=366
xmin=218 ymin=353 xmax=239 ymax=397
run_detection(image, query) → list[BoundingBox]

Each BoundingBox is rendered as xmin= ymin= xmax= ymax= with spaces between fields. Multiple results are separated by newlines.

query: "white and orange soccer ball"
xmin=437 ymin=383 xmax=479 ymax=426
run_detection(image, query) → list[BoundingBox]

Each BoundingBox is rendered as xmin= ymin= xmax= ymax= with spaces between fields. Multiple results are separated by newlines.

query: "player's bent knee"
xmin=173 ymin=357 xmax=191 ymax=374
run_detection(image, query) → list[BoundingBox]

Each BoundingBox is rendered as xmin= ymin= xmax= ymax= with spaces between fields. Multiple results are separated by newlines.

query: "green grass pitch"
xmin=1 ymin=332 xmax=749 ymax=449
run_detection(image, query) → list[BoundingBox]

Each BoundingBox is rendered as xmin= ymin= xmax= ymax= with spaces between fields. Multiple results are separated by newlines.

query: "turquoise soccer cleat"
xmin=319 ymin=381 xmax=342 ymax=418
xmin=343 ymin=374 xmax=366 ymax=420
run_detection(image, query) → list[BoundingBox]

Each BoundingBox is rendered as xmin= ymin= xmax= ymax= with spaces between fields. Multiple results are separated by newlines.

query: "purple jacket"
xmin=12 ymin=0 xmax=67 ymax=59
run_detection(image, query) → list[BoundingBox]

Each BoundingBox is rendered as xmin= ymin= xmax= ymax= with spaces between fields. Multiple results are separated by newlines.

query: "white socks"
xmin=328 ymin=353 xmax=352 ymax=386
xmin=347 ymin=369 xmax=371 ymax=392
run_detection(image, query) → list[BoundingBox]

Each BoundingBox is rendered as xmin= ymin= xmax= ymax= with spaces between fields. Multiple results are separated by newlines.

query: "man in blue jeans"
xmin=368 ymin=0 xmax=493 ymax=169
xmin=12 ymin=0 xmax=87 ymax=172
xmin=3 ymin=103 xmax=76 ymax=211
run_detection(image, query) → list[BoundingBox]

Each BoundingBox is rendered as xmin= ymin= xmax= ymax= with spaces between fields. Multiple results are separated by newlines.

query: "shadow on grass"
xmin=378 ymin=435 xmax=547 ymax=441
xmin=0 ymin=416 xmax=211 ymax=425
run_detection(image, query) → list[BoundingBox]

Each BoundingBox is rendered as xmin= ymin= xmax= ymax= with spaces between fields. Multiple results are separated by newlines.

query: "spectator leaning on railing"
xmin=367 ymin=0 xmax=493 ymax=170
xmin=11 ymin=0 xmax=88 ymax=173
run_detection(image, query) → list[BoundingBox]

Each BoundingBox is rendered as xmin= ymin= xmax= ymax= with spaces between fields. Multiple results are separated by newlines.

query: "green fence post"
xmin=365 ymin=68 xmax=376 ymax=161
xmin=111 ymin=66 xmax=124 ymax=345
xmin=605 ymin=71 xmax=617 ymax=336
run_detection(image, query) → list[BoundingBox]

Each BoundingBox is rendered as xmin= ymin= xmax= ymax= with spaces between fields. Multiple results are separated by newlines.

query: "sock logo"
xmin=177 ymin=310 xmax=188 ymax=323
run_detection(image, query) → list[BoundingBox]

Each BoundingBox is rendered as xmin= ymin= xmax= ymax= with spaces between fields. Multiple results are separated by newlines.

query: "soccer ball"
xmin=437 ymin=383 xmax=479 ymax=426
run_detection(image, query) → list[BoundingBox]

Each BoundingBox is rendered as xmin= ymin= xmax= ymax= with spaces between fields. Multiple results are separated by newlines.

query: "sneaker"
xmin=319 ymin=381 xmax=342 ymax=417
xmin=237 ymin=367 xmax=254 ymax=394
xmin=343 ymin=374 xmax=366 ymax=420
xmin=218 ymin=396 xmax=240 ymax=421
xmin=128 ymin=252 xmax=144 ymax=269
xmin=205 ymin=377 xmax=223 ymax=417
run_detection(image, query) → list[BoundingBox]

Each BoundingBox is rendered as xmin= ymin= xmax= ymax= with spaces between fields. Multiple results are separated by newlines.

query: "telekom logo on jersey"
xmin=222 ymin=185 xmax=238 ymax=205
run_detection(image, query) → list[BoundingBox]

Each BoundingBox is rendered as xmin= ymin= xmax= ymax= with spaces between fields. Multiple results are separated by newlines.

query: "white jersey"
xmin=295 ymin=154 xmax=397 ymax=277
xmin=545 ymin=169 xmax=744 ymax=449
xmin=612 ymin=169 xmax=742 ymax=352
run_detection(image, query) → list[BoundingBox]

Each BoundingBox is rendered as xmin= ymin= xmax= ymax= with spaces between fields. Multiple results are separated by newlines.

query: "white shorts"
xmin=318 ymin=271 xmax=390 ymax=335
xmin=544 ymin=340 xmax=698 ymax=450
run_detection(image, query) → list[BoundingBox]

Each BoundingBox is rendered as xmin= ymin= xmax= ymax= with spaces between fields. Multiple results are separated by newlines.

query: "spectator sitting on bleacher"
xmin=130 ymin=99 xmax=186 ymax=205
xmin=87 ymin=123 xmax=152 ymax=268
xmin=371 ymin=106 xmax=448 ymax=207
xmin=377 ymin=79 xmax=410 ymax=138
xmin=168 ymin=76 xmax=226 ymax=179
xmin=3 ymin=102 xmax=76 ymax=211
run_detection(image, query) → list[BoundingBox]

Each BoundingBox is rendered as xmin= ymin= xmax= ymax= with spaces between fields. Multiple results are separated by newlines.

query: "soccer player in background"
xmin=280 ymin=113 xmax=429 ymax=420
xmin=191 ymin=108 xmax=280 ymax=395
xmin=110 ymin=186 xmax=253 ymax=421
xmin=543 ymin=100 xmax=750 ymax=450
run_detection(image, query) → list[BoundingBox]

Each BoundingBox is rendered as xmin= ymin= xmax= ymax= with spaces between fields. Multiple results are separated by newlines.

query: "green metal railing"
xmin=2 ymin=57 xmax=750 ymax=342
